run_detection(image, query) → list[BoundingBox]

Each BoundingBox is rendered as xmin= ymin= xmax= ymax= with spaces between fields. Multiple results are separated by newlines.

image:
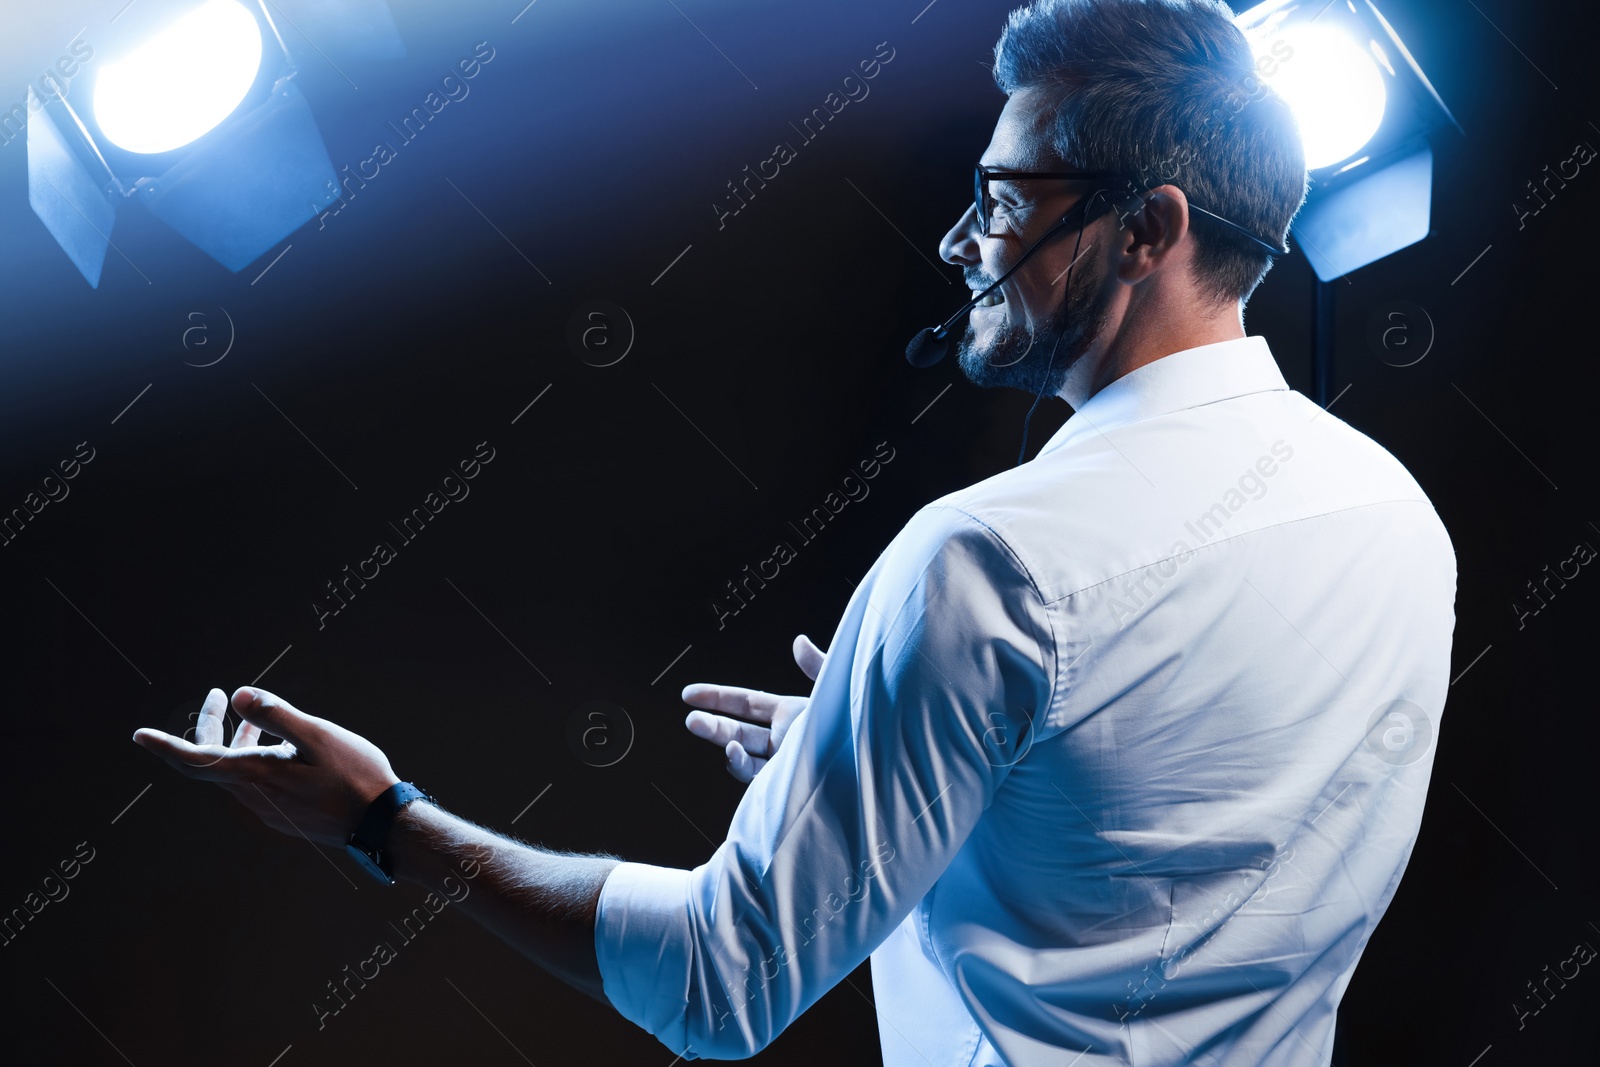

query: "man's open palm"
xmin=682 ymin=634 xmax=827 ymax=782
xmin=132 ymin=687 xmax=400 ymax=847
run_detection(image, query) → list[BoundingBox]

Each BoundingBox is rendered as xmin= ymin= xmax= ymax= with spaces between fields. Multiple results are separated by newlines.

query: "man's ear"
xmin=1108 ymin=184 xmax=1147 ymax=233
xmin=1113 ymin=184 xmax=1191 ymax=281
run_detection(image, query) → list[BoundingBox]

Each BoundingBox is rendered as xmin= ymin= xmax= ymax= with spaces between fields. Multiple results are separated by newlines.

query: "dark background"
xmin=0 ymin=0 xmax=1594 ymax=1063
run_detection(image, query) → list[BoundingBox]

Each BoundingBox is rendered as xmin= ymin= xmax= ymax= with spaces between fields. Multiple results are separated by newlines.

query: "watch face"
xmin=346 ymin=842 xmax=395 ymax=885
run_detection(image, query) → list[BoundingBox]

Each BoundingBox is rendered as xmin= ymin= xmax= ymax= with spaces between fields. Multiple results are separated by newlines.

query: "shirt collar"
xmin=1035 ymin=335 xmax=1289 ymax=459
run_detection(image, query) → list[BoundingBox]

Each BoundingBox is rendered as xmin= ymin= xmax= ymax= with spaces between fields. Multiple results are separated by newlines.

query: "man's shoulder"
xmin=896 ymin=389 xmax=1451 ymax=603
xmin=882 ymin=468 xmax=1078 ymax=598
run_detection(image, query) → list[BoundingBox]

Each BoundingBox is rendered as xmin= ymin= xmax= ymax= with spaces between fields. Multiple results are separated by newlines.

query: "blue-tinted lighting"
xmin=94 ymin=0 xmax=263 ymax=155
xmin=1256 ymin=23 xmax=1388 ymax=170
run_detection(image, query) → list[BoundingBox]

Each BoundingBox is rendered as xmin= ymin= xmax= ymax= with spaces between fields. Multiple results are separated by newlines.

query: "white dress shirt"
xmin=595 ymin=335 xmax=1457 ymax=1065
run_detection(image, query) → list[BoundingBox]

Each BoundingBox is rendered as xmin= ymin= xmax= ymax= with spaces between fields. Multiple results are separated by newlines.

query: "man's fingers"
xmin=231 ymin=687 xmax=322 ymax=755
xmin=724 ymin=741 xmax=767 ymax=783
xmin=684 ymin=710 xmax=773 ymax=758
xmin=230 ymin=719 xmax=262 ymax=749
xmin=680 ymin=682 xmax=778 ymax=724
xmin=792 ymin=634 xmax=827 ymax=681
xmin=193 ymin=688 xmax=229 ymax=746
xmin=132 ymin=728 xmax=240 ymax=782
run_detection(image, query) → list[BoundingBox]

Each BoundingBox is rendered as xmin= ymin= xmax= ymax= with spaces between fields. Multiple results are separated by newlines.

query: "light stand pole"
xmin=1311 ymin=276 xmax=1335 ymax=407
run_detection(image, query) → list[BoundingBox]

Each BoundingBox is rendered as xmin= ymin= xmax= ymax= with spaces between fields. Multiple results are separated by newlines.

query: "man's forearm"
xmin=387 ymin=800 xmax=622 ymax=1003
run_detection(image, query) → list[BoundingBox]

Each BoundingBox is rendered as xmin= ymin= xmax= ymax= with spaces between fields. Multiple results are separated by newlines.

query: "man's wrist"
xmin=345 ymin=781 xmax=432 ymax=885
xmin=385 ymin=799 xmax=456 ymax=887
xmin=350 ymin=775 xmax=403 ymax=832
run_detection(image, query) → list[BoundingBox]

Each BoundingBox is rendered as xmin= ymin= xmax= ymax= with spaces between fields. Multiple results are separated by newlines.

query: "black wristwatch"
xmin=345 ymin=781 xmax=433 ymax=885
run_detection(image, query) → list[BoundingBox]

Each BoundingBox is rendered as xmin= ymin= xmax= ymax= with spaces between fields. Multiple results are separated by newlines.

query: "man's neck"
xmin=1059 ymin=305 xmax=1246 ymax=409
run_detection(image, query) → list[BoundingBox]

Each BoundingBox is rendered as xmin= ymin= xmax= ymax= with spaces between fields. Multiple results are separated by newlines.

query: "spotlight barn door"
xmin=140 ymin=81 xmax=338 ymax=273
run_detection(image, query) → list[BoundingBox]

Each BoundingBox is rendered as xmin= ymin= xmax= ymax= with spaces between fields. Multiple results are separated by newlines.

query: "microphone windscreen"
xmin=905 ymin=327 xmax=949 ymax=369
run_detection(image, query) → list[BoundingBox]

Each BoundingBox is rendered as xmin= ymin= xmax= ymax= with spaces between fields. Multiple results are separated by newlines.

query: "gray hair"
xmin=993 ymin=0 xmax=1307 ymax=304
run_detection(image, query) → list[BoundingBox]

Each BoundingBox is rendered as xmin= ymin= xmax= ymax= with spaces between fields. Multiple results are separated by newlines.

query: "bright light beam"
xmin=94 ymin=0 xmax=264 ymax=155
xmin=1256 ymin=23 xmax=1387 ymax=171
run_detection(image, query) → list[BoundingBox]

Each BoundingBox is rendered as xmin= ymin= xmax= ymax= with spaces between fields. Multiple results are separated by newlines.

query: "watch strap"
xmin=350 ymin=781 xmax=431 ymax=852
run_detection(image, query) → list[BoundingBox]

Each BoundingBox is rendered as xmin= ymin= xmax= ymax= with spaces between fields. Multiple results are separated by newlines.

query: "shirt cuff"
xmin=594 ymin=860 xmax=696 ymax=1051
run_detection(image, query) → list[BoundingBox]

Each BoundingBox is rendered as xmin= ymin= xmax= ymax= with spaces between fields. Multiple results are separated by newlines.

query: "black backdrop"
xmin=0 ymin=0 xmax=1595 ymax=1063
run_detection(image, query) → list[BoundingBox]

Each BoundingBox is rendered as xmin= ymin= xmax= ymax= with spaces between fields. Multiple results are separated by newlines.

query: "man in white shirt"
xmin=134 ymin=1 xmax=1456 ymax=1064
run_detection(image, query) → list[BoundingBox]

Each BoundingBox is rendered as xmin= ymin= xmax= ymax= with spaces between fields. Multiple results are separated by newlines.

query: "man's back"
xmin=872 ymin=336 xmax=1457 ymax=1066
xmin=589 ymin=337 xmax=1455 ymax=1066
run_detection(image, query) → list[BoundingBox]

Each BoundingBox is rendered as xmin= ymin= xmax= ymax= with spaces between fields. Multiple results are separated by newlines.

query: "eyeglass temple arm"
xmin=1183 ymin=201 xmax=1290 ymax=256
xmin=1107 ymin=176 xmax=1291 ymax=257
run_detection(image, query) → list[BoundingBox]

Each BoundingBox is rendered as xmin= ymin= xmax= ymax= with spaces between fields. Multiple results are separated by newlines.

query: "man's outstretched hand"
xmin=682 ymin=633 xmax=827 ymax=783
xmin=132 ymin=687 xmax=400 ymax=848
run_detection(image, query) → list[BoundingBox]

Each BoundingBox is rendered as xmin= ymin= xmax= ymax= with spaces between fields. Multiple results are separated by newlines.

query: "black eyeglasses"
xmin=974 ymin=164 xmax=1125 ymax=238
xmin=972 ymin=162 xmax=1289 ymax=255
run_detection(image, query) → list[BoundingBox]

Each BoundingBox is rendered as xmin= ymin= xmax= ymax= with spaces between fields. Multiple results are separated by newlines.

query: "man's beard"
xmin=956 ymin=255 xmax=1110 ymax=396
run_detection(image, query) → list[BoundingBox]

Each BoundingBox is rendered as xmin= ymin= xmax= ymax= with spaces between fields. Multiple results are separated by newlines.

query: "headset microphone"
xmin=904 ymin=324 xmax=957 ymax=370
xmin=904 ymin=193 xmax=1108 ymax=369
xmin=904 ymin=182 xmax=1287 ymax=370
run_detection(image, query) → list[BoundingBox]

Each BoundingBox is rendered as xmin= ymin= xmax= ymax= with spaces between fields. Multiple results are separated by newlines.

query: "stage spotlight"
xmin=1261 ymin=23 xmax=1387 ymax=170
xmin=1236 ymin=0 xmax=1459 ymax=404
xmin=1237 ymin=0 xmax=1459 ymax=283
xmin=94 ymin=0 xmax=265 ymax=155
xmin=25 ymin=0 xmax=401 ymax=287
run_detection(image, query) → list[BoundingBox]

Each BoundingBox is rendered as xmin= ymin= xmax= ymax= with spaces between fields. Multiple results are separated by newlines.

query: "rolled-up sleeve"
xmin=594 ymin=503 xmax=1057 ymax=1059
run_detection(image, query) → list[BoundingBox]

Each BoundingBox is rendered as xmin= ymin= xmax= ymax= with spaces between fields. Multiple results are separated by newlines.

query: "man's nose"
xmin=940 ymin=202 xmax=982 ymax=269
